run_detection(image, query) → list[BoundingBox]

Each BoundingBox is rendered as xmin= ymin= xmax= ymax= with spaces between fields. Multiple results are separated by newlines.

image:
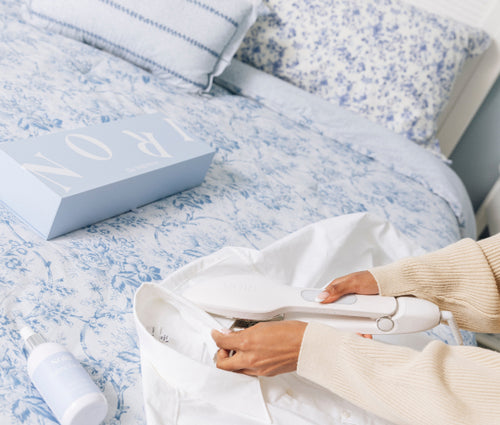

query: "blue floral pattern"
xmin=0 ymin=1 xmax=475 ymax=424
xmin=235 ymin=0 xmax=490 ymax=152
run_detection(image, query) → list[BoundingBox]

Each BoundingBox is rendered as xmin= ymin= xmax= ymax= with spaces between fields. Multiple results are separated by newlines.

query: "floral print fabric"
xmin=236 ymin=0 xmax=490 ymax=152
xmin=0 ymin=0 xmax=475 ymax=423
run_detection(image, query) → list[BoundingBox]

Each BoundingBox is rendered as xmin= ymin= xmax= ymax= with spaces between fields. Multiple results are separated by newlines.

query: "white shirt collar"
xmin=135 ymin=283 xmax=271 ymax=424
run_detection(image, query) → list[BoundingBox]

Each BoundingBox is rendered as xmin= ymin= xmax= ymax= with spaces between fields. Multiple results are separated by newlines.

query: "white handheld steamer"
xmin=183 ymin=275 xmax=463 ymax=343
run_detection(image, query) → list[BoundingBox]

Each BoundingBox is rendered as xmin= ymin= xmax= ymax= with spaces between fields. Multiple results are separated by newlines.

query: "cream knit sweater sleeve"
xmin=371 ymin=233 xmax=500 ymax=332
xmin=297 ymin=233 xmax=500 ymax=425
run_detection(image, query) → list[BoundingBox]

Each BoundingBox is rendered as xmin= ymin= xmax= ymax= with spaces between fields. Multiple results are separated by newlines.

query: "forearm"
xmin=297 ymin=322 xmax=500 ymax=425
xmin=369 ymin=233 xmax=500 ymax=332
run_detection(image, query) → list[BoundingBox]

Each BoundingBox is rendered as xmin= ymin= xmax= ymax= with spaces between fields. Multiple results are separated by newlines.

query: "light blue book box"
xmin=0 ymin=113 xmax=215 ymax=239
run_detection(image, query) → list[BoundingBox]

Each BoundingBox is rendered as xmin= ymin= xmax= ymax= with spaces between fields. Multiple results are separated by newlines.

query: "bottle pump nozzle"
xmin=20 ymin=326 xmax=46 ymax=355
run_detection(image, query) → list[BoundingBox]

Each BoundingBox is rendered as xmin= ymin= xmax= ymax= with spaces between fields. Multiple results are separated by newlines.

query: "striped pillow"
xmin=24 ymin=0 xmax=262 ymax=91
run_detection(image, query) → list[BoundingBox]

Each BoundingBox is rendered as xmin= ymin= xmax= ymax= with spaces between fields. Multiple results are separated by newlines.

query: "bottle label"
xmin=32 ymin=351 xmax=100 ymax=420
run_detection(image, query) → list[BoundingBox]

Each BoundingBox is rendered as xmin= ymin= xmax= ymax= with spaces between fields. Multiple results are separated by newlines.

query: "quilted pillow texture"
xmin=24 ymin=0 xmax=262 ymax=91
xmin=235 ymin=0 xmax=490 ymax=151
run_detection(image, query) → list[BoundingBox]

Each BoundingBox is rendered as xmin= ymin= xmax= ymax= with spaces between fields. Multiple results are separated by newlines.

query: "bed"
xmin=0 ymin=0 xmax=498 ymax=424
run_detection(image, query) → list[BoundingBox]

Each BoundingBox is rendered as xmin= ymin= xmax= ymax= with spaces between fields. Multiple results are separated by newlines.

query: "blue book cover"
xmin=0 ymin=113 xmax=215 ymax=239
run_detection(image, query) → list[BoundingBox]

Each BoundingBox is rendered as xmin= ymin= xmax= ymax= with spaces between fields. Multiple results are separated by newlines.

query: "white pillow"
xmin=24 ymin=0 xmax=262 ymax=91
xmin=235 ymin=0 xmax=490 ymax=151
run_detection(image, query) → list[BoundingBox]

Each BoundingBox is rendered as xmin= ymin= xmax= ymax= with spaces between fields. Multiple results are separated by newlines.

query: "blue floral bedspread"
xmin=0 ymin=1 xmax=475 ymax=424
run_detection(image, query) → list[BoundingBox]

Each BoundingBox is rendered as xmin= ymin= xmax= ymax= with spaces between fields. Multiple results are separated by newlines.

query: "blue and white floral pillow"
xmin=235 ymin=0 xmax=490 ymax=152
xmin=24 ymin=0 xmax=262 ymax=92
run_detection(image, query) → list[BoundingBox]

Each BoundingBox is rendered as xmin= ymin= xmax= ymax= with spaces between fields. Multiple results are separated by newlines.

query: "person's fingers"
xmin=236 ymin=368 xmax=259 ymax=377
xmin=215 ymin=349 xmax=248 ymax=372
xmin=315 ymin=279 xmax=354 ymax=303
xmin=212 ymin=329 xmax=253 ymax=372
xmin=316 ymin=271 xmax=379 ymax=304
xmin=215 ymin=347 xmax=231 ymax=361
xmin=211 ymin=329 xmax=240 ymax=351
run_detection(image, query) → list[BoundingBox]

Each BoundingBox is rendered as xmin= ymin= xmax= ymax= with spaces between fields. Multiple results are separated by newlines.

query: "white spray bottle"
xmin=21 ymin=326 xmax=108 ymax=425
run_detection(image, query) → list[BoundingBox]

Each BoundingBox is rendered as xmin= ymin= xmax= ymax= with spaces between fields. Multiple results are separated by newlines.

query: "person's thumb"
xmin=315 ymin=271 xmax=379 ymax=304
xmin=315 ymin=281 xmax=352 ymax=303
xmin=211 ymin=328 xmax=239 ymax=350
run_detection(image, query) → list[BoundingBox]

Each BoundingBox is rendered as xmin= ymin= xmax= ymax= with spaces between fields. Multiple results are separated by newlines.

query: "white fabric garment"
xmin=134 ymin=213 xmax=432 ymax=425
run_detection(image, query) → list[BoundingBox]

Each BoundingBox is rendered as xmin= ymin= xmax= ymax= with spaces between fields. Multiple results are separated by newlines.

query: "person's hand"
xmin=212 ymin=320 xmax=307 ymax=377
xmin=315 ymin=270 xmax=379 ymax=303
xmin=315 ymin=270 xmax=379 ymax=340
xmin=211 ymin=271 xmax=378 ymax=376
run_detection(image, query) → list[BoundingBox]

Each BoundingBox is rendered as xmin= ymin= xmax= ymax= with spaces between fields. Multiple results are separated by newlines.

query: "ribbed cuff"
xmin=369 ymin=238 xmax=479 ymax=297
xmin=479 ymin=233 xmax=500 ymax=284
xmin=369 ymin=236 xmax=500 ymax=332
xmin=297 ymin=322 xmax=345 ymax=388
